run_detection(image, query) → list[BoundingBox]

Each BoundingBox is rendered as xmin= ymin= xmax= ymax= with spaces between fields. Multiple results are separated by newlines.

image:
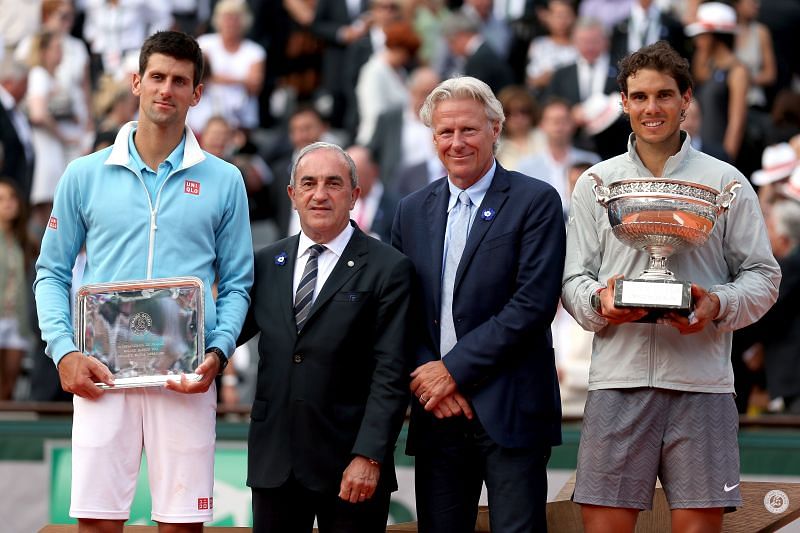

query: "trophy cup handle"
xmin=589 ymin=173 xmax=610 ymax=207
xmin=715 ymin=180 xmax=742 ymax=212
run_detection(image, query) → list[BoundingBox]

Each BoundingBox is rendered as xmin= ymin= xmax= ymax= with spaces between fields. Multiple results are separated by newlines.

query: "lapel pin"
xmin=347 ymin=260 xmax=355 ymax=267
xmin=480 ymin=208 xmax=496 ymax=221
xmin=274 ymin=252 xmax=287 ymax=266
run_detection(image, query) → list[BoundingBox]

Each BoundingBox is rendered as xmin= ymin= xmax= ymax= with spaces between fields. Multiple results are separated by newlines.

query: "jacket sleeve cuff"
xmin=205 ymin=333 xmax=235 ymax=359
xmin=710 ymin=288 xmax=729 ymax=321
xmin=51 ymin=335 xmax=80 ymax=367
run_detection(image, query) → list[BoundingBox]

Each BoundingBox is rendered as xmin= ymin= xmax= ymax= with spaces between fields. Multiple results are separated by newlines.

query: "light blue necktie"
xmin=440 ymin=191 xmax=472 ymax=357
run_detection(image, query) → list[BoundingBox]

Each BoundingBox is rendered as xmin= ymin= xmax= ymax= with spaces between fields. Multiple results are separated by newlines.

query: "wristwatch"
xmin=590 ymin=290 xmax=603 ymax=315
xmin=207 ymin=346 xmax=228 ymax=374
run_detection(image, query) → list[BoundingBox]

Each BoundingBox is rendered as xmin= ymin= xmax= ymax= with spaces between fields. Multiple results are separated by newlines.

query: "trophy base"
xmin=94 ymin=373 xmax=202 ymax=390
xmin=614 ymin=279 xmax=692 ymax=311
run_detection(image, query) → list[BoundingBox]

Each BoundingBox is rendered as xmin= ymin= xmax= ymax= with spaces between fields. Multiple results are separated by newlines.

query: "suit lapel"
xmin=425 ymin=179 xmax=449 ymax=313
xmin=280 ymin=235 xmax=301 ymax=334
xmin=454 ymin=166 xmax=510 ymax=292
xmin=303 ymin=226 xmax=368 ymax=329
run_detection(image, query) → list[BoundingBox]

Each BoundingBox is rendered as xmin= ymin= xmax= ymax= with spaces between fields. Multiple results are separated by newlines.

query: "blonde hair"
xmin=212 ymin=0 xmax=253 ymax=34
xmin=419 ymin=76 xmax=505 ymax=152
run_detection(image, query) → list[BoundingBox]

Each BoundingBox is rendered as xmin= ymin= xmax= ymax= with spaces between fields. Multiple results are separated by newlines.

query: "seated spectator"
xmin=404 ymin=0 xmax=449 ymax=69
xmin=200 ymin=115 xmax=275 ymax=223
xmin=734 ymin=0 xmax=776 ymax=110
xmin=341 ymin=0 xmax=405 ymax=141
xmin=369 ymin=66 xmax=441 ymax=190
xmin=354 ymin=20 xmax=420 ymax=145
xmin=347 ymin=145 xmax=399 ymax=242
xmin=739 ymin=189 xmax=800 ymax=414
xmin=546 ymin=17 xmax=629 ymax=159
xmin=765 ymin=89 xmax=800 ymax=146
xmin=609 ymin=0 xmax=688 ymax=68
xmin=688 ymin=1 xmax=749 ymax=162
xmin=0 ymin=59 xmax=35 ymax=202
xmin=517 ymin=97 xmax=600 ymax=218
xmin=197 ymin=0 xmax=266 ymax=130
xmin=751 ymin=142 xmax=798 ymax=212
xmin=270 ymin=105 xmax=343 ymax=236
xmin=0 ymin=177 xmax=35 ymax=400
xmin=495 ymin=84 xmax=546 ymax=171
xmin=92 ymin=75 xmax=138 ymax=139
xmin=25 ymin=31 xmax=78 ymax=232
xmin=15 ymin=0 xmax=92 ymax=159
xmin=461 ymin=0 xmax=512 ymax=60
xmin=83 ymin=0 xmax=172 ymax=83
xmin=441 ymin=11 xmax=514 ymax=94
xmin=577 ymin=0 xmax=634 ymax=31
xmin=526 ymin=0 xmax=578 ymax=95
xmin=681 ymin=98 xmax=729 ymax=162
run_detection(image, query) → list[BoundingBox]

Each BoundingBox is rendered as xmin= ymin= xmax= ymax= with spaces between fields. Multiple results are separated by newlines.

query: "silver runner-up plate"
xmin=75 ymin=277 xmax=205 ymax=389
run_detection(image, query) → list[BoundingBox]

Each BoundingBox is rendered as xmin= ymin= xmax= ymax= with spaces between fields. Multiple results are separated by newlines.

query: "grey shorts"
xmin=573 ymin=388 xmax=742 ymax=510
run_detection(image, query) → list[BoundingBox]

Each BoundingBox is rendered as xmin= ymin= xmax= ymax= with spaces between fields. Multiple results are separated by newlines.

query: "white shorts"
xmin=0 ymin=317 xmax=31 ymax=351
xmin=70 ymin=384 xmax=217 ymax=523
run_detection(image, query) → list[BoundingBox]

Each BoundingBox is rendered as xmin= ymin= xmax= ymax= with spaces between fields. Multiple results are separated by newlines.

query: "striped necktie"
xmin=294 ymin=244 xmax=326 ymax=331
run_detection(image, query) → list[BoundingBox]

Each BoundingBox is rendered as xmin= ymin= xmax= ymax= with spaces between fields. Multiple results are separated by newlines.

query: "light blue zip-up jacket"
xmin=34 ymin=121 xmax=254 ymax=366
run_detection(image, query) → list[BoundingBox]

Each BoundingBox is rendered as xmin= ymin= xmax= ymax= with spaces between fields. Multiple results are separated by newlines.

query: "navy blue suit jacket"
xmin=391 ymin=164 xmax=565 ymax=451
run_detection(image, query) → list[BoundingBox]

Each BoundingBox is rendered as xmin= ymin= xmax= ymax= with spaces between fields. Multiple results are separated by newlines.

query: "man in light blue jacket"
xmin=34 ymin=31 xmax=253 ymax=532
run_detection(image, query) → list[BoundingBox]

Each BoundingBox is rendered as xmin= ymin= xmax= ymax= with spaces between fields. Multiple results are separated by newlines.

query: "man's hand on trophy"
xmin=659 ymin=284 xmax=720 ymax=335
xmin=57 ymin=351 xmax=114 ymax=399
xmin=598 ymin=275 xmax=650 ymax=324
xmin=164 ymin=353 xmax=219 ymax=394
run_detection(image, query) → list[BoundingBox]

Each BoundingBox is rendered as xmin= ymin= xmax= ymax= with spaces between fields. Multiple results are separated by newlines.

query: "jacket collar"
xmin=626 ymin=131 xmax=694 ymax=177
xmin=105 ymin=121 xmax=206 ymax=170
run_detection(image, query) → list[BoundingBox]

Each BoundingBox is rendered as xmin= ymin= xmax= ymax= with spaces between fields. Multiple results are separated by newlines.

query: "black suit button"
xmin=433 ymin=319 xmax=438 ymax=326
xmin=293 ymin=354 xmax=303 ymax=363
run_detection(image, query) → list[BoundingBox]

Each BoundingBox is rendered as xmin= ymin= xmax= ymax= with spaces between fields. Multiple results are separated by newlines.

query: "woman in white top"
xmin=495 ymin=85 xmax=546 ymax=171
xmin=195 ymin=0 xmax=266 ymax=130
xmin=26 ymin=32 xmax=75 ymax=223
xmin=734 ymin=0 xmax=776 ymax=109
xmin=526 ymin=0 xmax=578 ymax=93
xmin=355 ymin=20 xmax=420 ymax=146
xmin=16 ymin=0 xmax=92 ymax=162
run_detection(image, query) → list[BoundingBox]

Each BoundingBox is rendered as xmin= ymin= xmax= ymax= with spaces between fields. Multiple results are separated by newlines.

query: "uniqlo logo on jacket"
xmin=185 ymin=180 xmax=200 ymax=195
xmin=48 ymin=216 xmax=58 ymax=230
xmin=197 ymin=497 xmax=213 ymax=510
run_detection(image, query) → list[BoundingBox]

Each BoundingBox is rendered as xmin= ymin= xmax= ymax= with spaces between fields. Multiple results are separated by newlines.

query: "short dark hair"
xmin=139 ymin=31 xmax=204 ymax=88
xmin=617 ymin=40 xmax=693 ymax=96
xmin=290 ymin=103 xmax=325 ymax=123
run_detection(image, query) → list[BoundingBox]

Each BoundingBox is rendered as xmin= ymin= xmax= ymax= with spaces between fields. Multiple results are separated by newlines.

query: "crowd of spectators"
xmin=2 ymin=0 xmax=800 ymax=416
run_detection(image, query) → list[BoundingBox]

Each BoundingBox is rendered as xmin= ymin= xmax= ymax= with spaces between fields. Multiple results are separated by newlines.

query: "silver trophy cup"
xmin=590 ymin=174 xmax=740 ymax=311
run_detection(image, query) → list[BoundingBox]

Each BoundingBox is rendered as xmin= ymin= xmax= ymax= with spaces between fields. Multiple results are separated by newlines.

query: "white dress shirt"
xmin=577 ymin=53 xmax=611 ymax=102
xmin=628 ymin=3 xmax=661 ymax=53
xmin=442 ymin=161 xmax=496 ymax=274
xmin=293 ymin=223 xmax=355 ymax=304
xmin=351 ymin=181 xmax=383 ymax=235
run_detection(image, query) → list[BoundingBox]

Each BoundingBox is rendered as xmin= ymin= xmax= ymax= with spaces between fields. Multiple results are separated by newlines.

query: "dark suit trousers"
xmin=414 ymin=415 xmax=551 ymax=533
xmin=252 ymin=474 xmax=391 ymax=533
